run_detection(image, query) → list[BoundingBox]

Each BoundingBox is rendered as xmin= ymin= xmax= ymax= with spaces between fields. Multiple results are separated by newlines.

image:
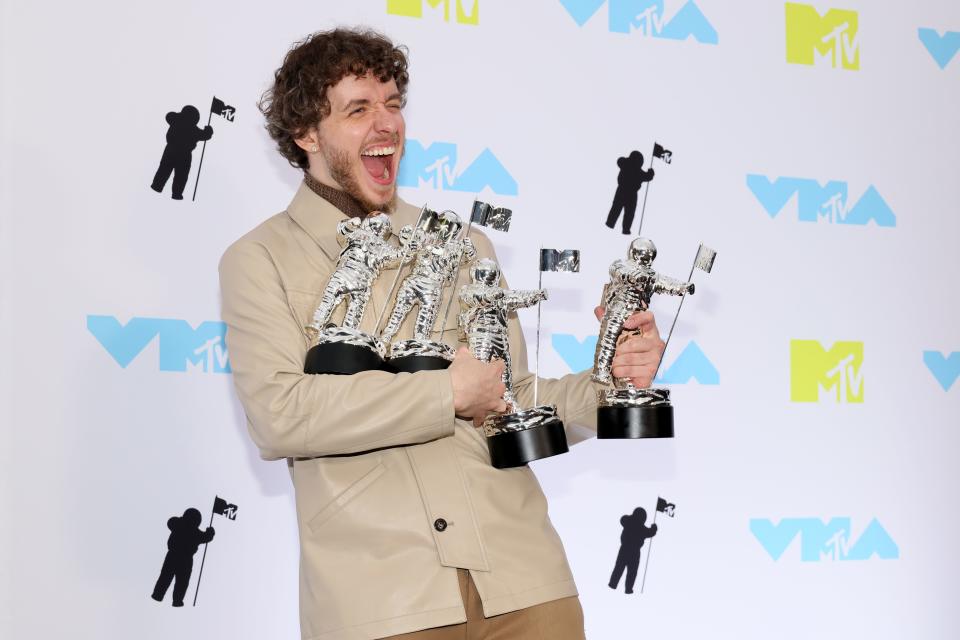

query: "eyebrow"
xmin=341 ymin=93 xmax=403 ymax=112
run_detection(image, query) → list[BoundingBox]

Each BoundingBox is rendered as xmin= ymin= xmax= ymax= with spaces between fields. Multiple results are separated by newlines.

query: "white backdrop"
xmin=2 ymin=0 xmax=958 ymax=638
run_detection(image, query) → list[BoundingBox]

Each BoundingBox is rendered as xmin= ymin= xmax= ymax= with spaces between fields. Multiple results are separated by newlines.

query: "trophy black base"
xmin=488 ymin=419 xmax=569 ymax=469
xmin=304 ymin=342 xmax=387 ymax=375
xmin=596 ymin=404 xmax=674 ymax=439
xmin=388 ymin=354 xmax=451 ymax=373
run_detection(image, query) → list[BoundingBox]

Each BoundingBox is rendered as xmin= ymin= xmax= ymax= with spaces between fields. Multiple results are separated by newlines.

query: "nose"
xmin=374 ymin=104 xmax=400 ymax=134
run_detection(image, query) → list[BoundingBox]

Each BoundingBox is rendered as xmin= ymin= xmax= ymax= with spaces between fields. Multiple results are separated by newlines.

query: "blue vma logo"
xmin=398 ymin=140 xmax=517 ymax=195
xmin=559 ymin=0 xmax=717 ymax=43
xmin=923 ymin=350 xmax=960 ymax=391
xmin=87 ymin=315 xmax=231 ymax=373
xmin=750 ymin=517 xmax=899 ymax=562
xmin=918 ymin=28 xmax=960 ymax=69
xmin=552 ymin=335 xmax=718 ymax=384
xmin=746 ymin=175 xmax=896 ymax=227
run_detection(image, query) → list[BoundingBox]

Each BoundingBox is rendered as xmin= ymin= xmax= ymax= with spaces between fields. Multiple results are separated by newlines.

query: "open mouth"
xmin=360 ymin=145 xmax=397 ymax=186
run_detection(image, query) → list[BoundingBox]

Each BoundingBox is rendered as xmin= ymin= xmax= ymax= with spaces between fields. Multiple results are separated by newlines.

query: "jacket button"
xmin=433 ymin=518 xmax=448 ymax=532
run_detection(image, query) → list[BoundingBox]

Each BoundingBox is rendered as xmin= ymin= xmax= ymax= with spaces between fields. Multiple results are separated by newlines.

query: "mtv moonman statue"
xmin=593 ymin=237 xmax=694 ymax=438
xmin=304 ymin=213 xmax=414 ymax=374
xmin=459 ymin=258 xmax=545 ymax=410
xmin=380 ymin=211 xmax=476 ymax=369
xmin=459 ymin=258 xmax=568 ymax=468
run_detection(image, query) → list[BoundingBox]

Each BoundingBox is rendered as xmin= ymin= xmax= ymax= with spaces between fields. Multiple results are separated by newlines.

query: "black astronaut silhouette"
xmin=605 ymin=151 xmax=654 ymax=235
xmin=151 ymin=508 xmax=215 ymax=607
xmin=150 ymin=105 xmax=213 ymax=200
xmin=608 ymin=507 xmax=657 ymax=594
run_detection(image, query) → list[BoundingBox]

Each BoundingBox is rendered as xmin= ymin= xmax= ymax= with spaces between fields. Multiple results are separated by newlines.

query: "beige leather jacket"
xmin=219 ymin=182 xmax=601 ymax=639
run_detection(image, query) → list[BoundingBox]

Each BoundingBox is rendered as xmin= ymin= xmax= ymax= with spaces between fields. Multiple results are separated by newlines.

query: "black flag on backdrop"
xmin=656 ymin=497 xmax=676 ymax=517
xmin=213 ymin=496 xmax=238 ymax=520
xmin=652 ymin=143 xmax=672 ymax=164
xmin=211 ymin=96 xmax=236 ymax=122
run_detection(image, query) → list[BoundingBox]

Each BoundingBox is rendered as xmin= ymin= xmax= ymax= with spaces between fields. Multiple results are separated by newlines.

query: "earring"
xmin=310 ymin=145 xmax=318 ymax=153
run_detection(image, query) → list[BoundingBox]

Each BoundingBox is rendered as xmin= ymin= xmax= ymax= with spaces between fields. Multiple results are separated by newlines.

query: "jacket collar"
xmin=285 ymin=179 xmax=422 ymax=263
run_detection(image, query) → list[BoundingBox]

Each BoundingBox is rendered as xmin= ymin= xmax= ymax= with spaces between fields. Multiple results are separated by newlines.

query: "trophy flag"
xmin=192 ymin=95 xmax=236 ymax=201
xmin=539 ymin=249 xmax=581 ymax=273
xmin=655 ymin=243 xmax=717 ymax=387
xmin=694 ymin=244 xmax=717 ymax=273
xmin=656 ymin=497 xmax=676 ymax=517
xmin=534 ymin=248 xmax=581 ymax=406
xmin=470 ymin=200 xmax=512 ymax=232
xmin=193 ymin=495 xmax=239 ymax=606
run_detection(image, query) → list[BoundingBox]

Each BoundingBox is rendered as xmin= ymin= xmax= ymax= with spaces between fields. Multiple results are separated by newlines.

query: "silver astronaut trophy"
xmin=459 ymin=257 xmax=569 ymax=469
xmin=304 ymin=213 xmax=414 ymax=375
xmin=380 ymin=210 xmax=476 ymax=372
xmin=593 ymin=237 xmax=696 ymax=438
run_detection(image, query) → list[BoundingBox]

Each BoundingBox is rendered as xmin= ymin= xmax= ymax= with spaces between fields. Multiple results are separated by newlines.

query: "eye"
xmin=350 ymin=106 xmax=366 ymax=115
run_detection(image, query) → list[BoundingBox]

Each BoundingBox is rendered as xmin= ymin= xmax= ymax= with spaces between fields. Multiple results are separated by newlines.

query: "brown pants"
xmin=388 ymin=569 xmax=585 ymax=639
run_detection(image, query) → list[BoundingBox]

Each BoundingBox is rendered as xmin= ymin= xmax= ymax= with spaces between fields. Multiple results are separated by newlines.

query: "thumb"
xmin=594 ymin=305 xmax=605 ymax=321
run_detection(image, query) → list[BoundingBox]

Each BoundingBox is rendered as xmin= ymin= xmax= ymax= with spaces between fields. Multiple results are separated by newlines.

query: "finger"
xmin=622 ymin=311 xmax=656 ymax=332
xmin=614 ymin=336 xmax=664 ymax=355
xmin=594 ymin=305 xmax=605 ymax=321
xmin=612 ymin=353 xmax=660 ymax=370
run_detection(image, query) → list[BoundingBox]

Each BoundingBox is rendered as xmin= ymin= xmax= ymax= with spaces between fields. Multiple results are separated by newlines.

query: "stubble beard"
xmin=325 ymin=146 xmax=397 ymax=214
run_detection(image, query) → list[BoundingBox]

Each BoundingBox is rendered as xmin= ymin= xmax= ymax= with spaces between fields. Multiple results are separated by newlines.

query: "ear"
xmin=294 ymin=128 xmax=320 ymax=154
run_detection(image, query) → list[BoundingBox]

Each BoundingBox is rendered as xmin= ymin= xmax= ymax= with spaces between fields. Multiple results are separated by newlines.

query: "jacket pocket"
xmin=306 ymin=460 xmax=386 ymax=533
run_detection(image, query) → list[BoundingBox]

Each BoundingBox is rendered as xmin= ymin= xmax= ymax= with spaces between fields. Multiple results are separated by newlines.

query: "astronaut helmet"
xmin=470 ymin=258 xmax=500 ymax=286
xmin=434 ymin=210 xmax=463 ymax=243
xmin=628 ymin=237 xmax=657 ymax=265
xmin=365 ymin=213 xmax=392 ymax=239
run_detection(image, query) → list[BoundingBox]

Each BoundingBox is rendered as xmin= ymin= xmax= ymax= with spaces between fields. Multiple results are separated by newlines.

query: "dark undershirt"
xmin=302 ymin=172 xmax=369 ymax=220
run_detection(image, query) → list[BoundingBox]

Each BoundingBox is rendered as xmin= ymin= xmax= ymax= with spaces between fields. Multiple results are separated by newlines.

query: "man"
xmin=220 ymin=28 xmax=666 ymax=639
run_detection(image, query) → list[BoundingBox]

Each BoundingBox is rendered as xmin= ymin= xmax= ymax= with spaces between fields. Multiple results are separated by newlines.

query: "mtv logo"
xmin=918 ymin=28 xmax=960 ymax=69
xmin=790 ymin=340 xmax=862 ymax=403
xmin=398 ymin=140 xmax=518 ymax=195
xmin=785 ymin=3 xmax=859 ymax=70
xmin=387 ymin=0 xmax=479 ymax=25
xmin=746 ymin=175 xmax=896 ymax=227
xmin=923 ymin=351 xmax=960 ymax=391
xmin=87 ymin=315 xmax=231 ymax=373
xmin=559 ymin=0 xmax=718 ymax=43
xmin=750 ymin=517 xmax=899 ymax=562
xmin=552 ymin=334 xmax=718 ymax=384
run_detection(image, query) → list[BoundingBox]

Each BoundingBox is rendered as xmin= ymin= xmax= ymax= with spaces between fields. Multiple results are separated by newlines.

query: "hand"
xmin=449 ymin=347 xmax=508 ymax=420
xmin=594 ymin=308 xmax=665 ymax=388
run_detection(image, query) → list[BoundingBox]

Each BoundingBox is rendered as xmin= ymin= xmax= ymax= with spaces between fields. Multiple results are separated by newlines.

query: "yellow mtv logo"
xmin=791 ymin=340 xmax=864 ymax=403
xmin=387 ymin=0 xmax=479 ymax=25
xmin=785 ymin=3 xmax=859 ymax=70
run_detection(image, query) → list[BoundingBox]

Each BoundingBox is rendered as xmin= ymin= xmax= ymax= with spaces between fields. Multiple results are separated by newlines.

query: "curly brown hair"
xmin=259 ymin=28 xmax=410 ymax=170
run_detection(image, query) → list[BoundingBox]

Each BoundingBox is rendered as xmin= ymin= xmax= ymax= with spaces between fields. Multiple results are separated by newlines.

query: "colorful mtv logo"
xmin=387 ymin=0 xmax=479 ymax=25
xmin=552 ymin=335 xmax=718 ymax=384
xmin=790 ymin=340 xmax=862 ymax=403
xmin=750 ymin=517 xmax=898 ymax=562
xmin=918 ymin=28 xmax=960 ymax=69
xmin=785 ymin=3 xmax=859 ymax=70
xmin=746 ymin=175 xmax=896 ymax=227
xmin=559 ymin=0 xmax=717 ymax=43
xmin=923 ymin=351 xmax=960 ymax=391
xmin=87 ymin=315 xmax=231 ymax=373
xmin=398 ymin=140 xmax=518 ymax=195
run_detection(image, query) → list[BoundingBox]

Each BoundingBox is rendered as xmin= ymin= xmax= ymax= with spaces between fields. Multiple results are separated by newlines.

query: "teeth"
xmin=362 ymin=146 xmax=396 ymax=157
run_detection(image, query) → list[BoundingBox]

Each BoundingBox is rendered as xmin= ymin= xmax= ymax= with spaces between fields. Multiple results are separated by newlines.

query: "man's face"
xmin=311 ymin=74 xmax=405 ymax=212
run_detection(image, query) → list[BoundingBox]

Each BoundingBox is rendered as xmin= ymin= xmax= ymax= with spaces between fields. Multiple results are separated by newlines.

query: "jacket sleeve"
xmin=219 ymin=240 xmax=456 ymax=460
